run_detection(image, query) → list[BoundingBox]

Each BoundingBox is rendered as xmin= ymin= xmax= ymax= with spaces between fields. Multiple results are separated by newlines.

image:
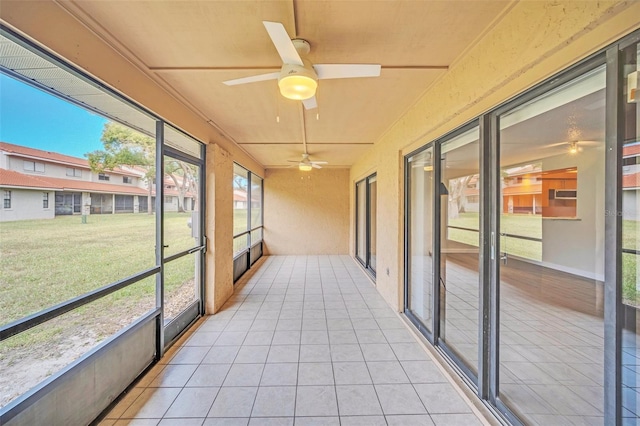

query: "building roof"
xmin=623 ymin=172 xmax=640 ymax=189
xmin=624 ymin=144 xmax=640 ymax=158
xmin=0 ymin=167 xmax=199 ymax=198
xmin=0 ymin=168 xmax=148 ymax=195
xmin=0 ymin=168 xmax=59 ymax=190
xmin=0 ymin=141 xmax=137 ymax=177
xmin=0 ymin=141 xmax=88 ymax=168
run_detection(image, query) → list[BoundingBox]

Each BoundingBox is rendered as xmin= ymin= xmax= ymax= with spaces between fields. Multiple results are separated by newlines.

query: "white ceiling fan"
xmin=223 ymin=21 xmax=381 ymax=110
xmin=540 ymin=140 xmax=602 ymax=154
xmin=288 ymin=153 xmax=328 ymax=171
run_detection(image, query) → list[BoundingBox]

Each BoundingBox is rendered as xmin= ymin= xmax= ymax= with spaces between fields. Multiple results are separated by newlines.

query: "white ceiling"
xmin=58 ymin=0 xmax=512 ymax=168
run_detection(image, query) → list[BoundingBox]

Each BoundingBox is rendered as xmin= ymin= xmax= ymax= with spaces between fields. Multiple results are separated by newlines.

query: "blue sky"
xmin=0 ymin=74 xmax=107 ymax=158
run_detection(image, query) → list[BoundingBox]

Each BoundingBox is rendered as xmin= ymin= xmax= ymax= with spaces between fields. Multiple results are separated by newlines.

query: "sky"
xmin=0 ymin=73 xmax=107 ymax=158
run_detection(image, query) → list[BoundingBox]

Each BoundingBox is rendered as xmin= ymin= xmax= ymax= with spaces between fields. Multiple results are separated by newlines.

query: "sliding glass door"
xmin=356 ymin=179 xmax=367 ymax=262
xmin=402 ymin=35 xmax=640 ymax=423
xmin=406 ymin=147 xmax=435 ymax=336
xmin=496 ymin=65 xmax=606 ymax=424
xmin=356 ymin=174 xmax=377 ymax=276
xmin=405 ymin=126 xmax=481 ymax=376
xmin=439 ymin=126 xmax=481 ymax=379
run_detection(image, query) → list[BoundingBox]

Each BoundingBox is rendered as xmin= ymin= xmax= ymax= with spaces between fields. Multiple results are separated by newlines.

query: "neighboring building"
xmin=233 ymin=189 xmax=247 ymax=208
xmin=622 ymin=143 xmax=640 ymax=220
xmin=0 ymin=142 xmax=194 ymax=222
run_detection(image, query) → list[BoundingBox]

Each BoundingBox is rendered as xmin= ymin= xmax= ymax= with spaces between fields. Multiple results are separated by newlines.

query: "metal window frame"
xmin=232 ymin=162 xmax=264 ymax=282
xmin=155 ymin=121 xmax=165 ymax=358
xmin=0 ymin=266 xmax=160 ymax=341
xmin=0 ymin=25 xmax=208 ymax=412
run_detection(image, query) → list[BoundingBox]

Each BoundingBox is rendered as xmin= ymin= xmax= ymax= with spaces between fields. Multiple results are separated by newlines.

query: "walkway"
xmin=100 ymin=255 xmax=487 ymax=425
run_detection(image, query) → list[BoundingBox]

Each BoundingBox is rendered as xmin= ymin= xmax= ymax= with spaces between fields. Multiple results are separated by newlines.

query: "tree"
xmin=165 ymin=158 xmax=198 ymax=212
xmin=86 ymin=122 xmax=198 ymax=214
xmin=447 ymin=175 xmax=473 ymax=220
xmin=86 ymin=122 xmax=155 ymax=214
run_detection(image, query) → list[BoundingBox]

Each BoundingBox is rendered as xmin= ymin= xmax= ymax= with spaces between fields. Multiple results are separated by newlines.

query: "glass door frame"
xmin=404 ymin=142 xmax=435 ymax=342
xmin=402 ymin=30 xmax=640 ymax=423
xmin=437 ymin=123 xmax=483 ymax=390
xmin=157 ymin=129 xmax=206 ymax=351
xmin=355 ymin=173 xmax=377 ymax=277
xmin=404 ymin=122 xmax=484 ymax=388
xmin=607 ymin=29 xmax=640 ymax=426
xmin=488 ymin=54 xmax=608 ymax=425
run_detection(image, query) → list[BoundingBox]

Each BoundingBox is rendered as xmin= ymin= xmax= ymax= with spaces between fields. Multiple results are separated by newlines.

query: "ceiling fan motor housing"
xmin=279 ymin=62 xmax=318 ymax=82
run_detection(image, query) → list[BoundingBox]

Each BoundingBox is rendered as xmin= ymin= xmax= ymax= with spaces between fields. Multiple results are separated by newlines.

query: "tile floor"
xmin=409 ymin=251 xmax=640 ymax=426
xmin=100 ymin=255 xmax=486 ymax=426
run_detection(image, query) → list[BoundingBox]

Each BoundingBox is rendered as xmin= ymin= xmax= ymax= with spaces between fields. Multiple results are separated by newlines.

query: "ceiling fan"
xmin=288 ymin=153 xmax=328 ymax=171
xmin=541 ymin=140 xmax=602 ymax=154
xmin=222 ymin=21 xmax=381 ymax=110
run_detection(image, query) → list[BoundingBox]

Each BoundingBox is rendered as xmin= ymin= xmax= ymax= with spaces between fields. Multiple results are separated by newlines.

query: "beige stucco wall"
xmin=349 ymin=1 xmax=640 ymax=310
xmin=205 ymin=143 xmax=234 ymax=313
xmin=264 ymin=168 xmax=350 ymax=255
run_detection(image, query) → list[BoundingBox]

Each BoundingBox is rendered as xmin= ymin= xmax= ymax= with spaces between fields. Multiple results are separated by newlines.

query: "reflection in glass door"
xmin=439 ymin=126 xmax=481 ymax=377
xmin=162 ymin=125 xmax=205 ymax=345
xmin=406 ymin=147 xmax=435 ymax=334
xmin=497 ymin=65 xmax=606 ymax=424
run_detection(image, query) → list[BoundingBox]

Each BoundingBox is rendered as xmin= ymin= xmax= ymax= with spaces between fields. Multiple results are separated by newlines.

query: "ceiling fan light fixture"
xmin=278 ymin=63 xmax=318 ymax=100
xmin=299 ymin=163 xmax=313 ymax=171
xmin=279 ymin=74 xmax=317 ymax=100
xmin=569 ymin=141 xmax=578 ymax=155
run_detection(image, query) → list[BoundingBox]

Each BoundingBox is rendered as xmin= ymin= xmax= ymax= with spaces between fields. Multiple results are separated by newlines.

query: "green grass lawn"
xmin=0 ymin=212 xmax=212 ymax=407
xmin=0 ymin=211 xmax=200 ymax=397
xmin=0 ymin=212 xmax=196 ymax=326
xmin=622 ymin=219 xmax=640 ymax=305
xmin=233 ymin=208 xmax=262 ymax=255
xmin=448 ymin=212 xmax=542 ymax=261
xmin=448 ymin=212 xmax=640 ymax=305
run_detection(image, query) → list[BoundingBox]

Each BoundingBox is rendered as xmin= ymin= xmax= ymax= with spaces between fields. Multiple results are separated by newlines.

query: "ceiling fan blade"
xmin=223 ymin=72 xmax=280 ymax=86
xmin=311 ymin=163 xmax=322 ymax=169
xmin=263 ymin=21 xmax=303 ymax=66
xmin=314 ymin=64 xmax=381 ymax=80
xmin=302 ymin=96 xmax=317 ymax=110
xmin=311 ymin=161 xmax=328 ymax=165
